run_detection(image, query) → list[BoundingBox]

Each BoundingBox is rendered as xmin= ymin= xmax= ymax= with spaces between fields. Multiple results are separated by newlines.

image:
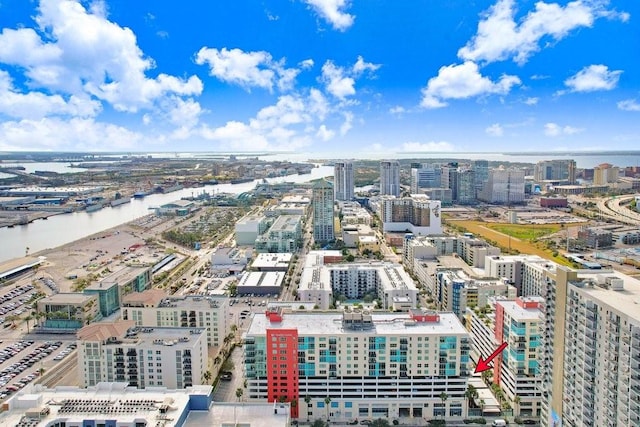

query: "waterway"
xmin=0 ymin=165 xmax=333 ymax=263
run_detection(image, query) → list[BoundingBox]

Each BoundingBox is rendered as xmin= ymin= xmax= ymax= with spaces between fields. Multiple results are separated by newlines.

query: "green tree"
xmin=439 ymin=392 xmax=448 ymax=419
xmin=203 ymin=371 xmax=212 ymax=384
xmin=235 ymin=387 xmax=244 ymax=401
xmin=311 ymin=420 xmax=327 ymax=427
xmin=324 ymin=396 xmax=332 ymax=421
xmin=513 ymin=394 xmax=521 ymax=417
xmin=371 ymin=420 xmax=391 ymax=427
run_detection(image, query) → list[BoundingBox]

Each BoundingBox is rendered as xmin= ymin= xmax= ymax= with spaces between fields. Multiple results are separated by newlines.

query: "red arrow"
xmin=474 ymin=342 xmax=508 ymax=374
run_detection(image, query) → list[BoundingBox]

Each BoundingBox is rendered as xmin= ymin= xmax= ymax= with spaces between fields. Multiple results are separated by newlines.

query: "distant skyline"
xmin=0 ymin=0 xmax=638 ymax=153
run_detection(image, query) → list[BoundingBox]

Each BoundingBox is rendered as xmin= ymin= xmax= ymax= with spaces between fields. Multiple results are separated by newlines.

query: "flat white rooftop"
xmin=247 ymin=312 xmax=467 ymax=336
xmin=0 ymin=382 xmax=211 ymax=427
xmin=575 ymin=270 xmax=640 ymax=322
xmin=498 ymin=298 xmax=543 ymax=322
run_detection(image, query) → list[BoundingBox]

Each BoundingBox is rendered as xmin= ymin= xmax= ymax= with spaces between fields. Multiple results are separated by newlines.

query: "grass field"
xmin=447 ymin=220 xmax=577 ymax=267
xmin=485 ymin=224 xmax=561 ymax=241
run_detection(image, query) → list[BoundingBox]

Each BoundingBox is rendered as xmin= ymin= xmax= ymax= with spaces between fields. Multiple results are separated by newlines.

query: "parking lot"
xmin=0 ymin=340 xmax=76 ymax=401
xmin=0 ymin=283 xmax=37 ymax=326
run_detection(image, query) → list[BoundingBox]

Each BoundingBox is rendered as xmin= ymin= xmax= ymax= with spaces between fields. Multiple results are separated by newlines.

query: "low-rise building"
xmin=121 ymin=290 xmax=229 ymax=348
xmin=155 ymin=200 xmax=195 ymax=216
xmin=77 ymin=321 xmax=208 ymax=389
xmin=237 ymin=271 xmax=285 ymax=296
xmin=250 ymin=252 xmax=293 ymax=271
xmin=36 ymin=293 xmax=100 ymax=331
xmin=342 ymin=224 xmax=376 ymax=248
xmin=210 ymin=246 xmax=251 ymax=275
xmin=0 ymin=382 xmax=215 ymax=427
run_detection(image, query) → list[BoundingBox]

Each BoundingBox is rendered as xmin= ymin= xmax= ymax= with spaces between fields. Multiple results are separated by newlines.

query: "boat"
xmin=133 ymin=191 xmax=148 ymax=199
xmin=230 ymin=177 xmax=254 ymax=184
xmin=86 ymin=203 xmax=104 ymax=213
xmin=110 ymin=198 xmax=131 ymax=207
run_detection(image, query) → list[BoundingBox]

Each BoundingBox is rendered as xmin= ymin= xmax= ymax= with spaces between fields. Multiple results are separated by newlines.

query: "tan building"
xmin=121 ymin=290 xmax=229 ymax=348
xmin=593 ymin=162 xmax=619 ymax=185
xmin=77 ymin=320 xmax=208 ymax=389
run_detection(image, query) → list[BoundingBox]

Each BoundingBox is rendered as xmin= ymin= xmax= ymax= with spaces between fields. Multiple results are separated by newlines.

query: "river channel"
xmin=0 ymin=166 xmax=333 ymax=263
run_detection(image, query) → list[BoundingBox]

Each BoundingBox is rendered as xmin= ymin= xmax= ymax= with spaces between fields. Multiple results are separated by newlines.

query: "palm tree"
xmin=465 ymin=384 xmax=478 ymax=413
xmin=235 ymin=387 xmax=244 ymax=401
xmin=24 ymin=314 xmax=34 ymax=333
xmin=513 ymin=395 xmax=521 ymax=417
xmin=439 ymin=392 xmax=448 ymax=419
xmin=304 ymin=395 xmax=312 ymax=422
xmin=203 ymin=370 xmax=212 ymax=384
xmin=324 ymin=396 xmax=331 ymax=421
xmin=479 ymin=399 xmax=486 ymax=414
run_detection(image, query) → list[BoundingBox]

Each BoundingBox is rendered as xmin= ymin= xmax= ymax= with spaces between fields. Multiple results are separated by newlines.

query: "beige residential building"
xmin=77 ymin=321 xmax=208 ymax=389
xmin=121 ymin=290 xmax=229 ymax=348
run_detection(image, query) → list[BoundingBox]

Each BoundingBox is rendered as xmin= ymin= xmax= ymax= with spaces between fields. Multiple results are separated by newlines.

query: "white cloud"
xmin=0 ymin=70 xmax=101 ymax=119
xmin=320 ymin=56 xmax=380 ymax=100
xmin=353 ymin=55 xmax=380 ymax=75
xmin=299 ymin=59 xmax=315 ymax=69
xmin=524 ymin=97 xmax=538 ymax=105
xmin=0 ymin=0 xmax=202 ymax=116
xmin=544 ymin=122 xmax=584 ymax=137
xmin=563 ymin=64 xmax=622 ymax=93
xmin=340 ymin=111 xmax=353 ymax=136
xmin=195 ymin=47 xmax=303 ymax=93
xmin=486 ymin=123 xmax=504 ymax=137
xmin=316 ymin=124 xmax=335 ymax=141
xmin=198 ymin=91 xmax=331 ymax=151
xmin=401 ymin=141 xmax=455 ymax=152
xmin=458 ymin=0 xmax=623 ymax=65
xmin=420 ymin=61 xmax=521 ymax=108
xmin=321 ymin=61 xmax=356 ymax=99
xmin=0 ymin=117 xmax=142 ymax=151
xmin=389 ymin=106 xmax=406 ymax=114
xmin=303 ymin=0 xmax=355 ymax=31
xmin=618 ymin=99 xmax=640 ymax=112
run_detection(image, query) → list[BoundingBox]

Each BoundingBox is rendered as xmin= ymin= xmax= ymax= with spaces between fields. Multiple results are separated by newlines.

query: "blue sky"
xmin=0 ymin=0 xmax=638 ymax=154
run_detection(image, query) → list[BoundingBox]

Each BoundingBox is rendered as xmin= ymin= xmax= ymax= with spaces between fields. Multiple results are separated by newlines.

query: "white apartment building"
xmin=456 ymin=234 xmax=500 ymax=268
xmin=541 ymin=270 xmax=640 ymax=427
xmin=435 ymin=268 xmax=516 ymax=319
xmin=235 ymin=214 xmax=269 ymax=245
xmin=121 ymin=290 xmax=230 ymax=348
xmin=255 ymin=214 xmax=302 ymax=253
xmin=298 ymin=252 xmax=418 ymax=310
xmin=380 ymin=160 xmax=401 ymax=196
xmin=379 ymin=195 xmax=443 ymax=235
xmin=77 ymin=321 xmax=208 ymax=389
xmin=339 ymin=201 xmax=372 ymax=226
xmin=466 ymin=297 xmax=543 ymax=417
xmin=334 ymin=161 xmax=355 ymax=201
xmin=244 ymin=309 xmax=471 ymax=422
xmin=484 ymin=254 xmax=554 ymax=296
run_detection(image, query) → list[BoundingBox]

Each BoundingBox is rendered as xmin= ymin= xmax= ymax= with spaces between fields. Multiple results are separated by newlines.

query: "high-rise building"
xmin=472 ymin=160 xmax=489 ymax=196
xmin=539 ymin=268 xmax=640 ymax=427
xmin=593 ymin=162 xmax=619 ymax=185
xmin=312 ymin=179 xmax=334 ymax=243
xmin=410 ymin=163 xmax=442 ymax=193
xmin=466 ymin=297 xmax=544 ymax=418
xmin=77 ymin=321 xmax=208 ymax=389
xmin=441 ymin=163 xmax=459 ymax=201
xmin=244 ymin=309 xmax=471 ymax=421
xmin=478 ymin=168 xmax=525 ymax=204
xmin=380 ymin=160 xmax=401 ymax=196
xmin=534 ymin=159 xmax=577 ymax=184
xmin=456 ymin=168 xmax=476 ymax=205
xmin=334 ymin=161 xmax=355 ymax=201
